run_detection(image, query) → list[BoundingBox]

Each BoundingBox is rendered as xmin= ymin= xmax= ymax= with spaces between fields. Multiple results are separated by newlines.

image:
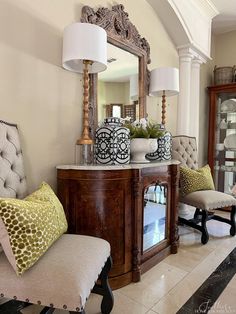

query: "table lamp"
xmin=149 ymin=67 xmax=179 ymax=127
xmin=62 ymin=22 xmax=107 ymax=149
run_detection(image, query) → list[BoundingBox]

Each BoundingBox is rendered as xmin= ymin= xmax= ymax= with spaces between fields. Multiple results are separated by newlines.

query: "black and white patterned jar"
xmin=146 ymin=131 xmax=172 ymax=161
xmin=95 ymin=117 xmax=130 ymax=164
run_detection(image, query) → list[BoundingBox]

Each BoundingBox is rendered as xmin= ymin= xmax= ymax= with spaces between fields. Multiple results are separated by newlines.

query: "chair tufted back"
xmin=0 ymin=120 xmax=27 ymax=199
xmin=172 ymin=135 xmax=198 ymax=169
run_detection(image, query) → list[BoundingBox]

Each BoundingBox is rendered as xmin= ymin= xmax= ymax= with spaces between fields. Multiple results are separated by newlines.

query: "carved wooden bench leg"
xmin=179 ymin=208 xmax=209 ymax=244
xmin=92 ymin=256 xmax=114 ymax=314
xmin=0 ymin=300 xmax=32 ymax=314
xmin=41 ymin=307 xmax=86 ymax=314
xmin=193 ymin=208 xmax=201 ymax=220
xmin=201 ymin=209 xmax=209 ymax=244
xmin=211 ymin=205 xmax=236 ymax=237
xmin=40 ymin=307 xmax=55 ymax=314
xmin=230 ymin=205 xmax=236 ymax=236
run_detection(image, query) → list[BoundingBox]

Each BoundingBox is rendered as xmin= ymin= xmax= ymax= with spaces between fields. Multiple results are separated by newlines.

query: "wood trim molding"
xmin=81 ymin=4 xmax=151 ymax=64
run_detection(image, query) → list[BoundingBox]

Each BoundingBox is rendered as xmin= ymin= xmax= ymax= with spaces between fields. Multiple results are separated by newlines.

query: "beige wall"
xmin=215 ymin=31 xmax=236 ymax=67
xmin=198 ymin=35 xmax=216 ymax=166
xmin=0 ymin=0 xmax=178 ymax=192
xmin=145 ymin=4 xmax=179 ymax=135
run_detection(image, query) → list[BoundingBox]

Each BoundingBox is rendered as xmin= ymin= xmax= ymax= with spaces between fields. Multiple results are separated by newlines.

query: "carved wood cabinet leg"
xmin=132 ymin=246 xmax=141 ymax=282
xmin=170 ymin=164 xmax=180 ymax=253
xmin=132 ymin=174 xmax=143 ymax=282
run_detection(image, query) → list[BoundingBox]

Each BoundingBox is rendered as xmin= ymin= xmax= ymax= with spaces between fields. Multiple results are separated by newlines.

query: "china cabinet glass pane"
xmin=214 ymin=91 xmax=236 ymax=194
xmin=143 ymin=184 xmax=167 ymax=251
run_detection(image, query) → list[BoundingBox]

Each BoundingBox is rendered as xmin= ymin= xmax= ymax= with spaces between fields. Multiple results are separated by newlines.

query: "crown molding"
xmin=194 ymin=0 xmax=219 ymax=19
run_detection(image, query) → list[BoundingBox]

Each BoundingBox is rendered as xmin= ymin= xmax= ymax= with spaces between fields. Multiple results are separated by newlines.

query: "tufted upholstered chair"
xmin=0 ymin=120 xmax=114 ymax=314
xmin=172 ymin=135 xmax=236 ymax=244
xmin=0 ymin=120 xmax=27 ymax=199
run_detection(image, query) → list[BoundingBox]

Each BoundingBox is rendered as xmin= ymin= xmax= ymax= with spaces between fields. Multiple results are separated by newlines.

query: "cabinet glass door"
xmin=143 ymin=184 xmax=167 ymax=252
xmin=215 ymin=92 xmax=236 ymax=195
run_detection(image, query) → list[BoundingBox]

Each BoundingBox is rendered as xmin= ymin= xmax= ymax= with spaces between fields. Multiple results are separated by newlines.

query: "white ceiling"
xmin=211 ymin=0 xmax=236 ymax=34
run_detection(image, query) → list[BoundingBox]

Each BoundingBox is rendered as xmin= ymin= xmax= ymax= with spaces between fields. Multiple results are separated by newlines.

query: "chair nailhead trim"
xmin=63 ymin=305 xmax=67 ymax=309
xmin=25 ymin=298 xmax=29 ymax=302
xmin=13 ymin=296 xmax=17 ymax=300
xmin=0 ymin=293 xmax=4 ymax=297
xmin=50 ymin=303 xmax=54 ymax=307
xmin=37 ymin=301 xmax=41 ymax=305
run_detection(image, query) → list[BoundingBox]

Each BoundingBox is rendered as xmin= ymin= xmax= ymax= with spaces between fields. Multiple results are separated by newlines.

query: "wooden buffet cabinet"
xmin=57 ymin=161 xmax=180 ymax=289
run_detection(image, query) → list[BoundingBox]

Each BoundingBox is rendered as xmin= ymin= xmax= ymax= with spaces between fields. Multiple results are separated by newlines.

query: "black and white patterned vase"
xmin=95 ymin=117 xmax=130 ymax=164
xmin=146 ymin=131 xmax=172 ymax=161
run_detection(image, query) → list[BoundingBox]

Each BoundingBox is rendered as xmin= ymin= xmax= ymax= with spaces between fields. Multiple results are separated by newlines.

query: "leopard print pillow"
xmin=180 ymin=164 xmax=215 ymax=197
xmin=0 ymin=182 xmax=67 ymax=275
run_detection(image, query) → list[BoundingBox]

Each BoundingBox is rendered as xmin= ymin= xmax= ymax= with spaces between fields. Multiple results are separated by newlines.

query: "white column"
xmin=189 ymin=58 xmax=204 ymax=145
xmin=177 ymin=49 xmax=194 ymax=135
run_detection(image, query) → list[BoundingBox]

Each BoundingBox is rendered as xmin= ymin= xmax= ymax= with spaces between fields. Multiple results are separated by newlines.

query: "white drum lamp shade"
xmin=130 ymin=74 xmax=138 ymax=101
xmin=149 ymin=67 xmax=179 ymax=126
xmin=62 ymin=23 xmax=107 ymax=73
xmin=149 ymin=67 xmax=179 ymax=97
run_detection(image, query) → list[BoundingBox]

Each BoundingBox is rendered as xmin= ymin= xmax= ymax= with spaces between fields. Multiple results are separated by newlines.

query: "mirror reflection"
xmin=143 ymin=184 xmax=167 ymax=252
xmin=98 ymin=43 xmax=139 ymax=123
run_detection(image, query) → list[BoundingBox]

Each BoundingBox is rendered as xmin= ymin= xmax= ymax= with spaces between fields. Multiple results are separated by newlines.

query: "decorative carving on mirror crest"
xmin=81 ymin=4 xmax=151 ymax=64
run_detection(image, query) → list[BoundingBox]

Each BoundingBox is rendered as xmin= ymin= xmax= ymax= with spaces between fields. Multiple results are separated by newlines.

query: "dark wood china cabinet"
xmin=57 ymin=162 xmax=179 ymax=289
xmin=208 ymin=83 xmax=236 ymax=194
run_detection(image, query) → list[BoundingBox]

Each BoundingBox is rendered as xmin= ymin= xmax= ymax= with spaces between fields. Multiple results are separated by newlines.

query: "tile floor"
xmin=8 ymin=210 xmax=236 ymax=313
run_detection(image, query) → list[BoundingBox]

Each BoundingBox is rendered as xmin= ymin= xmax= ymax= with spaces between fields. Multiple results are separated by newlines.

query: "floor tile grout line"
xmin=150 ymin=238 xmax=236 ymax=312
xmin=132 ymin=237 xmax=236 ymax=312
xmin=176 ymin=246 xmax=236 ymax=314
xmin=117 ymin=260 xmax=189 ymax=312
xmin=114 ymin=290 xmax=150 ymax=312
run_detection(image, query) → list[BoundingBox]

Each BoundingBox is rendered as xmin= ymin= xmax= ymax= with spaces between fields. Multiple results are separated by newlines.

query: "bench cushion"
xmin=0 ymin=234 xmax=110 ymax=312
xmin=181 ymin=190 xmax=236 ymax=210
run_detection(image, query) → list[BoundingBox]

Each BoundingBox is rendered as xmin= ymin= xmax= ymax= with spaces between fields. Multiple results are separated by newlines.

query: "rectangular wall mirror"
xmin=81 ymin=4 xmax=151 ymax=138
xmin=98 ymin=43 xmax=139 ymax=123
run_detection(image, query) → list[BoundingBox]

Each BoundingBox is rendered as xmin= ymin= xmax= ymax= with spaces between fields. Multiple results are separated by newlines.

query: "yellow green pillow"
xmin=180 ymin=164 xmax=215 ymax=197
xmin=0 ymin=182 xmax=68 ymax=275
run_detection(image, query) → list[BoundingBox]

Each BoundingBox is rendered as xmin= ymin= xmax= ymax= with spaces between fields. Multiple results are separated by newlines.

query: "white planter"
xmin=130 ymin=138 xmax=158 ymax=163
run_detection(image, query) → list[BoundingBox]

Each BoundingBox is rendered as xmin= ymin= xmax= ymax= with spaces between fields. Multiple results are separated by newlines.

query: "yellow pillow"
xmin=180 ymin=164 xmax=215 ymax=197
xmin=0 ymin=182 xmax=68 ymax=275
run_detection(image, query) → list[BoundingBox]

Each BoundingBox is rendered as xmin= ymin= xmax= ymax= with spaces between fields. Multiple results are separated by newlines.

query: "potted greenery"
xmin=125 ymin=118 xmax=163 ymax=163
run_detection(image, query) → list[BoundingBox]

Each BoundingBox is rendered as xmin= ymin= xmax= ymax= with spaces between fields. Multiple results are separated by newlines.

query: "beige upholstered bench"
xmin=172 ymin=135 xmax=236 ymax=244
xmin=0 ymin=120 xmax=114 ymax=314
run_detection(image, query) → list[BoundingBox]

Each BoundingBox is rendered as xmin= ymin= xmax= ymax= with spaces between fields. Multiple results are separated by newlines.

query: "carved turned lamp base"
xmin=77 ymin=60 xmax=94 ymax=146
xmin=62 ymin=22 xmax=107 ymax=161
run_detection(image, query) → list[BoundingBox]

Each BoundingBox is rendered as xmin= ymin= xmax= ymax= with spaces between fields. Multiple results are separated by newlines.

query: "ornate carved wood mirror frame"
xmin=81 ymin=4 xmax=151 ymax=138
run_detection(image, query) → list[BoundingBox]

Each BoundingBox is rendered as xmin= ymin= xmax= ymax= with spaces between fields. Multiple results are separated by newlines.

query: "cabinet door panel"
xmin=69 ymin=179 xmax=132 ymax=276
xmin=143 ymin=183 xmax=168 ymax=252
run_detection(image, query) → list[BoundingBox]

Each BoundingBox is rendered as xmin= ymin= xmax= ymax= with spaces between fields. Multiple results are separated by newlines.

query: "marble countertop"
xmin=57 ymin=160 xmax=180 ymax=171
